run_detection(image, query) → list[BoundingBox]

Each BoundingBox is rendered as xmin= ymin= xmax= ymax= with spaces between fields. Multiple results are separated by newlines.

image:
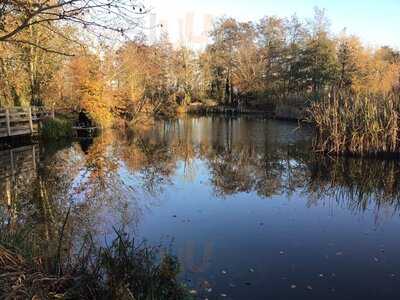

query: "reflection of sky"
xmin=135 ymin=155 xmax=400 ymax=299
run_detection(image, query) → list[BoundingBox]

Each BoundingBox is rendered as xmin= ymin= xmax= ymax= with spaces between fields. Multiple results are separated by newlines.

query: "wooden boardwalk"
xmin=0 ymin=107 xmax=53 ymax=138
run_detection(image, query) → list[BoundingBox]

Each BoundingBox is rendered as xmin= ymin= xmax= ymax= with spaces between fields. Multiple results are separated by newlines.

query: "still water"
xmin=2 ymin=116 xmax=400 ymax=299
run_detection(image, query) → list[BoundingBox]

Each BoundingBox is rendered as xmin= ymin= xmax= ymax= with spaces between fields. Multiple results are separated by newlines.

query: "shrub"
xmin=41 ymin=117 xmax=74 ymax=140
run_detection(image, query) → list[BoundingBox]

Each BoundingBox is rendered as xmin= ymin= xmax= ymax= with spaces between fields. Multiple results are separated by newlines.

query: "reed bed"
xmin=309 ymin=93 xmax=400 ymax=156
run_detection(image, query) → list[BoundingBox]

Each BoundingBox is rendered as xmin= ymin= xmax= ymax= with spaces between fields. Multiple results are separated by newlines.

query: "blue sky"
xmin=147 ymin=0 xmax=400 ymax=48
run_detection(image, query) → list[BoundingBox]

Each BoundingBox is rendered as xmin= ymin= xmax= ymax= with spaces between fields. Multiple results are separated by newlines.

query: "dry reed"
xmin=309 ymin=92 xmax=400 ymax=156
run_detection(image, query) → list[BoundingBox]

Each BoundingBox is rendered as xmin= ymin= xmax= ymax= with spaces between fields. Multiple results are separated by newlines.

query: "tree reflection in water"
xmin=306 ymin=157 xmax=400 ymax=217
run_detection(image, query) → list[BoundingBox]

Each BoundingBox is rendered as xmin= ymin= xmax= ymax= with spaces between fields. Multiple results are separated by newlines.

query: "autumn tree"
xmin=172 ymin=47 xmax=197 ymax=105
xmin=114 ymin=34 xmax=179 ymax=119
xmin=207 ymin=18 xmax=242 ymax=104
xmin=232 ymin=21 xmax=264 ymax=101
xmin=63 ymin=53 xmax=113 ymax=126
xmin=0 ymin=0 xmax=146 ymax=112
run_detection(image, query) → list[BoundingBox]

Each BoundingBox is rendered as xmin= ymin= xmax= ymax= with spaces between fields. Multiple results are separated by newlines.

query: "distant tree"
xmin=233 ymin=22 xmax=263 ymax=100
xmin=208 ymin=18 xmax=242 ymax=104
xmin=379 ymin=46 xmax=400 ymax=64
xmin=282 ymin=15 xmax=307 ymax=95
xmin=336 ymin=36 xmax=362 ymax=90
xmin=300 ymin=8 xmax=338 ymax=94
xmin=173 ymin=47 xmax=197 ymax=105
xmin=257 ymin=16 xmax=288 ymax=96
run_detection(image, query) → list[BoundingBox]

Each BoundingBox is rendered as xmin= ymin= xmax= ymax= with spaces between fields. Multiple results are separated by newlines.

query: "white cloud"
xmin=144 ymin=0 xmax=216 ymax=48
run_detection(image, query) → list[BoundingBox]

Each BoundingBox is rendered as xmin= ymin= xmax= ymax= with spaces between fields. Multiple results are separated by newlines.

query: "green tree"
xmin=300 ymin=8 xmax=338 ymax=95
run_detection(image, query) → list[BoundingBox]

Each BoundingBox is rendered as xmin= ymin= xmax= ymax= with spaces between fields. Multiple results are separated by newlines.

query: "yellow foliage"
xmin=65 ymin=54 xmax=115 ymax=127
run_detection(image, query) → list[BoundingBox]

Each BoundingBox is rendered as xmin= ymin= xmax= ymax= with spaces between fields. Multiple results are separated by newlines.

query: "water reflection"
xmin=306 ymin=158 xmax=400 ymax=217
xmin=2 ymin=116 xmax=400 ymax=299
xmin=2 ymin=117 xmax=400 ymax=243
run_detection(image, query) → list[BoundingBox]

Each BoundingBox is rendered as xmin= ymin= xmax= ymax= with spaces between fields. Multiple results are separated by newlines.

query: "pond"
xmin=2 ymin=116 xmax=400 ymax=299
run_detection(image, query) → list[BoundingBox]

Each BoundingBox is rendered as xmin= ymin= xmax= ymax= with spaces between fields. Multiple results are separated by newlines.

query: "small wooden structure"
xmin=72 ymin=126 xmax=99 ymax=137
xmin=0 ymin=107 xmax=54 ymax=138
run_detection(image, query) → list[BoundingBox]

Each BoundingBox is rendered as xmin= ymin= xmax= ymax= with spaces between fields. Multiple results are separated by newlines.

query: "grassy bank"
xmin=0 ymin=228 xmax=190 ymax=300
xmin=40 ymin=116 xmax=74 ymax=140
xmin=309 ymin=93 xmax=400 ymax=156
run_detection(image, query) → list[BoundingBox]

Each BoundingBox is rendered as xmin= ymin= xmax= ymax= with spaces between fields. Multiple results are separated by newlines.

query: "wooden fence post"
xmin=5 ymin=109 xmax=11 ymax=136
xmin=28 ymin=107 xmax=34 ymax=134
xmin=6 ymin=178 xmax=11 ymax=208
xmin=32 ymin=145 xmax=37 ymax=170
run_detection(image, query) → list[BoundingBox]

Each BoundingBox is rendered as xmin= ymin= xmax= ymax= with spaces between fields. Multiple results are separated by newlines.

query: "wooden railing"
xmin=0 ymin=145 xmax=39 ymax=181
xmin=0 ymin=145 xmax=39 ymax=219
xmin=0 ymin=107 xmax=54 ymax=138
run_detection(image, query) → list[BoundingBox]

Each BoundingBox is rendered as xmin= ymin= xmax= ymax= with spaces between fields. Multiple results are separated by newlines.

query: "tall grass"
xmin=0 ymin=228 xmax=190 ymax=300
xmin=309 ymin=92 xmax=400 ymax=156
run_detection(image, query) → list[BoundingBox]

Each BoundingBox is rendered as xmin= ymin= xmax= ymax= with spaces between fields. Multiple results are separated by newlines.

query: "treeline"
xmin=1 ymin=7 xmax=400 ymax=127
xmin=203 ymin=9 xmax=400 ymax=104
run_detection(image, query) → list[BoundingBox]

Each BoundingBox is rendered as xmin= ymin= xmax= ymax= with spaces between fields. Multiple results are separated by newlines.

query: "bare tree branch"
xmin=5 ymin=39 xmax=75 ymax=56
xmin=0 ymin=0 xmax=147 ymax=43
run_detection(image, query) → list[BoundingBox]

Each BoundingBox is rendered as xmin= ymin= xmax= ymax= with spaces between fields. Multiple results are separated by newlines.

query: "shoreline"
xmin=180 ymin=103 xmax=306 ymax=122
